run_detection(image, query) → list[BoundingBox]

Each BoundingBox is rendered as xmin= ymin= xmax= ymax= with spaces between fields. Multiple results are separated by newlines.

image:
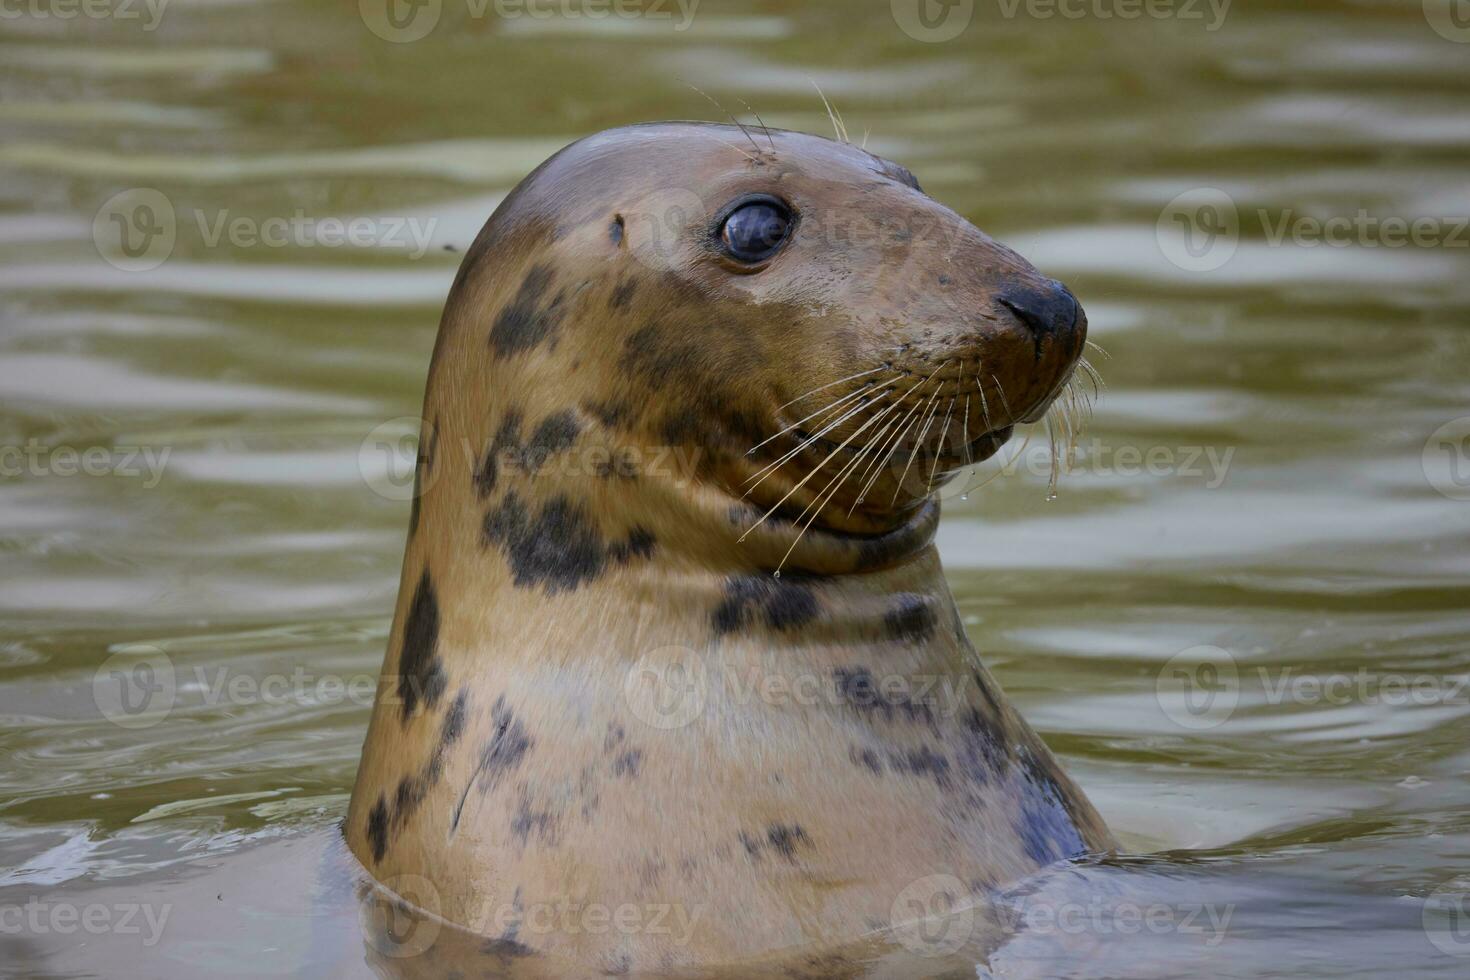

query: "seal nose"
xmin=996 ymin=279 xmax=1079 ymax=349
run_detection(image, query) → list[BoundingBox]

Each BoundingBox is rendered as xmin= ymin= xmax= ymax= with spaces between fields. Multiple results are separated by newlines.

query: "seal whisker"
xmin=966 ymin=427 xmax=1035 ymax=495
xmin=849 ymin=382 xmax=935 ymax=509
xmin=776 ymin=367 xmax=887 ymax=411
xmin=928 ymin=396 xmax=958 ymax=492
xmin=962 ymin=394 xmax=973 ymax=467
xmin=1078 ymin=359 xmax=1105 ymax=399
xmin=1085 ymin=339 xmax=1111 ymax=359
xmin=990 ymin=373 xmax=1017 ymax=427
xmin=777 ymin=398 xmax=906 ymax=569
xmin=1044 ymin=412 xmax=1061 ymax=496
xmin=842 ymin=400 xmax=910 ymax=515
xmin=811 ymin=80 xmax=849 ymax=144
xmin=793 ymin=400 xmax=900 ymax=528
xmin=739 ymin=403 xmax=893 ymax=542
xmin=742 ymin=389 xmax=895 ymax=493
xmin=976 ymin=378 xmax=995 ymax=435
xmin=686 ymin=82 xmax=764 ymax=157
xmin=898 ymin=394 xmax=943 ymax=501
xmin=736 ymin=97 xmax=779 ymax=152
xmin=751 ymin=376 xmax=900 ymax=455
xmin=889 ymin=363 xmax=949 ymax=505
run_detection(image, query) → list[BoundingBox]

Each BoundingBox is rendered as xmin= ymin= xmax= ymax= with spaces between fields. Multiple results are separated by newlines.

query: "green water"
xmin=2 ymin=0 xmax=1469 ymax=976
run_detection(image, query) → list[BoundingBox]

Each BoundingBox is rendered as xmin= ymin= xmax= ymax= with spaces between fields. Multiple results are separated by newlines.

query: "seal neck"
xmin=681 ymin=478 xmax=940 ymax=580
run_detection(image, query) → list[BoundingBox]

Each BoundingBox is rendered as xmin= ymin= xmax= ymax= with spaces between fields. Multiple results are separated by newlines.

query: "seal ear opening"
xmin=610 ymin=214 xmax=626 ymax=248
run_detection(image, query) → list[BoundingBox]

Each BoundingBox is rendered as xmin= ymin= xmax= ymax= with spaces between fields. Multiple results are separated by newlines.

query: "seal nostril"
xmin=996 ymin=279 xmax=1079 ymax=359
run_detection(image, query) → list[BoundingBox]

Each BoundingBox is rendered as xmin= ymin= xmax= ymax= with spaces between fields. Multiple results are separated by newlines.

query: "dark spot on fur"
xmin=408 ymin=422 xmax=437 ymax=539
xmin=1015 ymin=748 xmax=1088 ymax=865
xmin=832 ymin=667 xmax=934 ymax=726
xmin=450 ymin=696 xmax=534 ymax=833
xmin=884 ymin=594 xmax=937 ymax=644
xmin=610 ymin=278 xmax=637 ymax=309
xmin=511 ymin=794 xmax=560 ymax=847
xmin=740 ymin=824 xmax=811 ymax=863
xmin=850 ymin=745 xmax=883 ymax=774
xmin=609 ymin=526 xmax=656 ymax=564
xmin=393 ymin=775 xmax=426 ymax=827
xmin=408 ymin=484 xmax=423 ymax=539
xmin=611 ymin=749 xmax=642 ymax=778
xmin=583 ymin=399 xmax=632 ymax=430
xmin=398 ymin=571 xmax=445 ymax=720
xmin=475 ymin=411 xmax=523 ymax=498
xmin=489 ymin=264 xmax=563 ymax=357
xmin=619 ymin=322 xmax=765 ymax=452
xmin=481 ymin=889 xmax=533 ymax=964
xmin=476 ymin=697 xmax=533 ymax=789
xmin=484 ymin=492 xmax=654 ymax=594
xmin=367 ymin=795 xmax=389 ymax=863
xmin=766 ymin=824 xmax=810 ymax=861
xmin=440 ymin=689 xmax=469 ymax=748
xmin=712 ymin=576 xmax=819 ymax=635
xmin=957 ymin=706 xmax=1009 ymax=785
xmin=609 ymin=215 xmax=625 ymax=246
xmin=889 ymin=746 xmax=952 ymax=789
xmin=603 ymin=722 xmax=626 ymax=751
xmin=426 ymin=688 xmax=470 ymax=782
xmin=523 ymin=410 xmax=581 ymax=469
xmin=483 ymin=935 xmax=535 ymax=962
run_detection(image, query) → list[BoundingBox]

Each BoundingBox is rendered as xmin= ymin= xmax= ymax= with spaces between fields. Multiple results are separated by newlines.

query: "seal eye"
xmin=719 ymin=200 xmax=792 ymax=264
